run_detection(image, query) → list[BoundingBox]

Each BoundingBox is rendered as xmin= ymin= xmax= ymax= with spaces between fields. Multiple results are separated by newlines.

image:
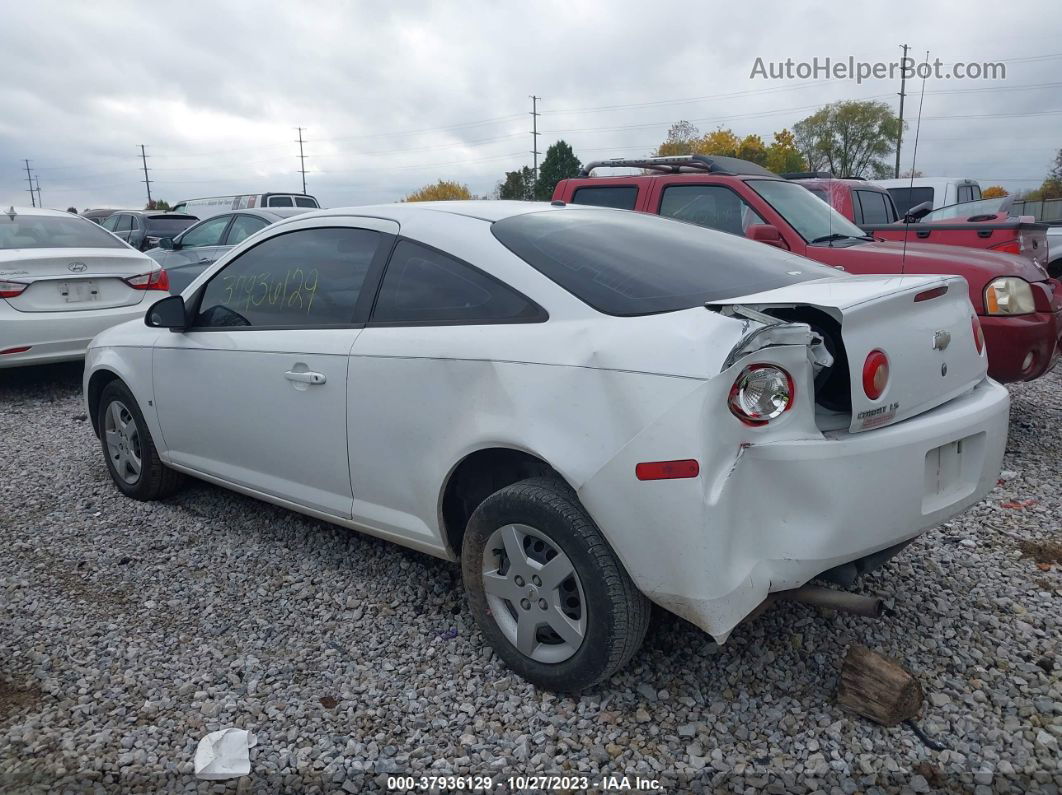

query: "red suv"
xmin=554 ymin=155 xmax=1061 ymax=382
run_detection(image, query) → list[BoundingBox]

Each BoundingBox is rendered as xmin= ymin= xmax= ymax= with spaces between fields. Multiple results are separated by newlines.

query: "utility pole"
xmin=894 ymin=43 xmax=909 ymax=178
xmin=24 ymin=159 xmax=36 ymax=207
xmin=139 ymin=144 xmax=153 ymax=206
xmin=529 ymin=95 xmax=542 ymax=189
xmin=296 ymin=127 xmax=308 ymax=194
xmin=34 ymin=176 xmax=42 ymax=208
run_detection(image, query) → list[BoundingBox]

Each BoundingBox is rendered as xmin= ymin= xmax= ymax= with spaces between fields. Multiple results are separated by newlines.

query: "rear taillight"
xmin=728 ymin=364 xmax=794 ymax=426
xmin=862 ymin=350 xmax=890 ymax=400
xmin=972 ymin=316 xmax=985 ymax=355
xmin=124 ymin=269 xmax=169 ymax=291
xmin=0 ymin=280 xmax=28 ymax=299
xmin=635 ymin=459 xmax=700 ymax=480
xmin=989 ymin=239 xmax=1021 ymax=255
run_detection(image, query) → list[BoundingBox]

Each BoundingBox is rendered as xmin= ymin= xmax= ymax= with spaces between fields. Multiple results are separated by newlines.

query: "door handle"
xmin=197 ymin=257 xmax=213 ymax=264
xmin=284 ymin=370 xmax=326 ymax=385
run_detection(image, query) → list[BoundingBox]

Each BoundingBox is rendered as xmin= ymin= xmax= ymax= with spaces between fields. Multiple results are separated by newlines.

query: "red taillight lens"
xmin=990 ymin=239 xmax=1021 ymax=255
xmin=972 ymin=316 xmax=985 ymax=355
xmin=914 ymin=285 xmax=948 ymax=302
xmin=635 ymin=459 xmax=700 ymax=481
xmin=728 ymin=364 xmax=795 ymax=426
xmin=0 ymin=280 xmax=28 ymax=298
xmin=124 ymin=269 xmax=169 ymax=291
xmin=862 ymin=350 xmax=890 ymax=400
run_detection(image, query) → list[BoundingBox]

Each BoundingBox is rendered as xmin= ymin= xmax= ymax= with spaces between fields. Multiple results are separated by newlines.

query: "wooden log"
xmin=836 ymin=644 xmax=924 ymax=726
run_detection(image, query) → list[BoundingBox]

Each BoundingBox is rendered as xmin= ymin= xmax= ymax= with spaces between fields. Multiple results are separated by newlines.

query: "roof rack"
xmin=579 ymin=154 xmax=778 ymax=178
xmin=780 ymin=171 xmax=833 ymax=180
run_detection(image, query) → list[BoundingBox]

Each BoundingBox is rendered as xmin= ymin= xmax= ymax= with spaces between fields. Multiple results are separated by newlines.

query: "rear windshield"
xmin=0 ymin=214 xmax=126 ymax=250
xmin=146 ymin=217 xmax=198 ymax=234
xmin=887 ymin=186 xmax=935 ymax=216
xmin=570 ymin=186 xmax=639 ymax=210
xmin=294 ymin=197 xmax=319 ymax=208
xmin=492 ymin=208 xmax=834 ymax=316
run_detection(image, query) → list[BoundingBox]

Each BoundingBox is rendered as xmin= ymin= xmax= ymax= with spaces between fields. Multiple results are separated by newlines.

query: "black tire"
xmin=97 ymin=380 xmax=182 ymax=501
xmin=462 ymin=477 xmax=650 ymax=691
xmin=1048 ymin=259 xmax=1062 ymax=280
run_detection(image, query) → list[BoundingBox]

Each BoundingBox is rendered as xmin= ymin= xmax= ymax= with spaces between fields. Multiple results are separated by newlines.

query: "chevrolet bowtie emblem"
xmin=933 ymin=330 xmax=951 ymax=351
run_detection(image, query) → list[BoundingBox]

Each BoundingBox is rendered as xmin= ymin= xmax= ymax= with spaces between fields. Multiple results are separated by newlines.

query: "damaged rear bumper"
xmin=580 ymin=378 xmax=1009 ymax=641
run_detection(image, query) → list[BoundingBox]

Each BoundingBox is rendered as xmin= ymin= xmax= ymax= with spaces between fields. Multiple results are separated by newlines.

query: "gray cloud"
xmin=2 ymin=0 xmax=1060 ymax=211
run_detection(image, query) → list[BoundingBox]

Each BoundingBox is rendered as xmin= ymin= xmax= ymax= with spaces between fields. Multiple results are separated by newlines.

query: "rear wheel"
xmin=98 ymin=380 xmax=182 ymax=500
xmin=462 ymin=477 xmax=650 ymax=691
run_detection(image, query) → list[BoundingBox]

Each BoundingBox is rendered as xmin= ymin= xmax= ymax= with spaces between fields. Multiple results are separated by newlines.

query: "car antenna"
xmin=902 ymin=50 xmax=930 ymax=270
xmin=5 ymin=206 xmax=15 ymax=220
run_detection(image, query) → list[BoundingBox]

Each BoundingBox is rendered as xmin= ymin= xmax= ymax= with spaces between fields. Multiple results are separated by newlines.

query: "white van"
xmin=873 ymin=178 xmax=981 ymax=216
xmin=171 ymin=193 xmax=320 ymax=219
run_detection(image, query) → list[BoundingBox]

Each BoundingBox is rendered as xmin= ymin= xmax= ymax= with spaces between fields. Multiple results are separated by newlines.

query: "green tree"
xmin=764 ymin=129 xmax=807 ymax=173
xmin=534 ymin=141 xmax=582 ymax=200
xmin=145 ymin=199 xmax=171 ymax=211
xmin=402 ymin=179 xmax=472 ymax=202
xmin=793 ymin=100 xmax=903 ymax=178
xmin=497 ymin=166 xmax=536 ymax=200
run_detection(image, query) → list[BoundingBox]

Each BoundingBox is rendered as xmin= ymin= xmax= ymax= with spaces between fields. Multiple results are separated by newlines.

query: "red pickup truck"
xmin=793 ymin=177 xmax=1051 ymax=274
xmin=554 ymin=155 xmax=1062 ymax=382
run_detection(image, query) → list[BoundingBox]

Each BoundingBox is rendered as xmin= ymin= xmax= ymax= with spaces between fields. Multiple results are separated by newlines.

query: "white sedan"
xmin=84 ymin=201 xmax=1008 ymax=690
xmin=1 ymin=207 xmax=168 ymax=368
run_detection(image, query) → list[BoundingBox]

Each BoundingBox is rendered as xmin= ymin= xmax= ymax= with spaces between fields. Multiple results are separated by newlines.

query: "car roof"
xmin=795 ymin=178 xmax=889 ymax=190
xmin=4 ymin=206 xmax=90 ymax=219
xmin=291 ymin=200 xmax=602 ymax=224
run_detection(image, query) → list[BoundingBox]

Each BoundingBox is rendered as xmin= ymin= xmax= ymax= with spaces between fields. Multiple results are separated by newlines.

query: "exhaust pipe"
xmin=776 ymin=585 xmax=885 ymax=618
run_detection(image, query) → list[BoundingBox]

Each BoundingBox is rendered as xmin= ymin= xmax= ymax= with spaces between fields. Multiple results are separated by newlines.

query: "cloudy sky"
xmin=2 ymin=0 xmax=1060 ymax=211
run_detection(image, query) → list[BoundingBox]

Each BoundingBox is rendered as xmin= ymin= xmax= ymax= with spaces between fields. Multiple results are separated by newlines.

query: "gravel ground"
xmin=1 ymin=362 xmax=1059 ymax=794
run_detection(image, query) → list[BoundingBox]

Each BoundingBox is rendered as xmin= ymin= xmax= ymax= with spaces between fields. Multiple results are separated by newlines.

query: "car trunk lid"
xmin=707 ymin=274 xmax=987 ymax=433
xmin=0 ymin=248 xmax=156 ymax=312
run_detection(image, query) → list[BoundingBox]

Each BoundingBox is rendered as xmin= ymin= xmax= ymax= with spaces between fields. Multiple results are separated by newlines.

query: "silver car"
xmin=146 ymin=208 xmax=310 ymax=293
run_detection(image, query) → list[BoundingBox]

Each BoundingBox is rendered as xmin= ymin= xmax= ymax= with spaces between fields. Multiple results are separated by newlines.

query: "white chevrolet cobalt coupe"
xmin=85 ymin=202 xmax=1008 ymax=690
xmin=1 ymin=207 xmax=168 ymax=368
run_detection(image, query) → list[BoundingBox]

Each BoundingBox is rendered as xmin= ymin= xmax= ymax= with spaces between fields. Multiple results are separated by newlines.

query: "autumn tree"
xmin=655 ymin=124 xmax=806 ymax=172
xmin=981 ymin=186 xmax=1008 ymax=199
xmin=1024 ymin=148 xmax=1062 ymax=200
xmin=403 ymin=180 xmax=472 ymax=202
xmin=534 ymin=141 xmax=582 ymax=200
xmin=656 ymin=120 xmax=702 ymax=156
xmin=764 ymin=130 xmax=807 ymax=173
xmin=497 ymin=167 xmax=536 ymax=200
xmin=793 ymin=100 xmax=903 ymax=178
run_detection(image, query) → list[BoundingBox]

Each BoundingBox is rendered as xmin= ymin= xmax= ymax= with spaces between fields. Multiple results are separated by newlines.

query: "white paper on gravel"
xmin=194 ymin=728 xmax=257 ymax=780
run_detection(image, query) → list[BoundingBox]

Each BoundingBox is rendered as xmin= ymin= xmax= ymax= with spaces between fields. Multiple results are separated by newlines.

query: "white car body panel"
xmin=84 ymin=201 xmax=1009 ymax=640
xmin=874 ymin=178 xmax=981 ymax=210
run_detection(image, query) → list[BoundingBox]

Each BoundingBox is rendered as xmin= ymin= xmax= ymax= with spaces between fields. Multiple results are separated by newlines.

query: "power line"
xmin=23 ymin=159 xmax=36 ymax=207
xmin=530 ymin=95 xmax=541 ymax=186
xmin=296 ymin=127 xmax=308 ymax=194
xmin=139 ymin=145 xmax=152 ymax=205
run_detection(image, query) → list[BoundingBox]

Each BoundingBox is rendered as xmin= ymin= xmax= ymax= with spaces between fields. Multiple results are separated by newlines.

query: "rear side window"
xmin=371 ymin=240 xmax=544 ymax=325
xmin=147 ymin=216 xmax=197 ymax=235
xmin=492 ymin=209 xmax=834 ymax=317
xmin=570 ymin=186 xmax=639 ymax=210
xmin=101 ymin=215 xmax=119 ymax=231
xmin=194 ymin=227 xmax=383 ymax=328
xmin=888 ymin=187 xmax=934 ymax=215
xmin=295 ymin=197 xmax=318 ymax=208
xmin=116 ymin=215 xmax=133 ymax=233
xmin=659 ymin=185 xmax=765 ymax=235
xmin=854 ymin=190 xmax=891 ymax=225
xmin=180 ymin=215 xmax=231 ymax=247
xmin=267 ymin=196 xmax=294 ymax=207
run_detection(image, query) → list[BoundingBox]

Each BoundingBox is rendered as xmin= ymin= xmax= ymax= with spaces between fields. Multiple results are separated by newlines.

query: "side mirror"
xmin=746 ymin=223 xmax=788 ymax=249
xmin=145 ymin=294 xmax=187 ymax=330
xmin=159 ymin=237 xmax=175 ymax=250
xmin=903 ymin=201 xmax=933 ymax=223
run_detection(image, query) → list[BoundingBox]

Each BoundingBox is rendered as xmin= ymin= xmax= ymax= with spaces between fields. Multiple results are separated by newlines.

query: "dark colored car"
xmin=100 ymin=211 xmax=198 ymax=252
xmin=553 ymin=154 xmax=1062 ymax=383
xmin=145 ymin=207 xmax=311 ymax=293
xmin=80 ymin=208 xmax=119 ymax=225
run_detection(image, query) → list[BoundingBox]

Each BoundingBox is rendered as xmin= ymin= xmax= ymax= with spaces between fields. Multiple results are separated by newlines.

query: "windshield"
xmin=492 ymin=208 xmax=836 ymax=316
xmin=0 ymin=213 xmax=126 ymax=250
xmin=922 ymin=197 xmax=1010 ymax=221
xmin=746 ymin=179 xmax=868 ymax=242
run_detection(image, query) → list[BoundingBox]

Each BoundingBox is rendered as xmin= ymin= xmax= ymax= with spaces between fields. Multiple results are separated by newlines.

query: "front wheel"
xmin=462 ymin=477 xmax=650 ymax=691
xmin=97 ymin=380 xmax=182 ymax=500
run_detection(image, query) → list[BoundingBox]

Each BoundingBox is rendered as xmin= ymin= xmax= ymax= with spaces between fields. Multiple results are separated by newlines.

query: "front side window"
xmin=492 ymin=209 xmax=835 ymax=317
xmin=101 ymin=214 xmax=120 ymax=231
xmin=0 ymin=214 xmax=126 ymax=250
xmin=226 ymin=215 xmax=269 ymax=245
xmin=267 ymin=196 xmax=294 ymax=207
xmin=659 ymin=185 xmax=765 ymax=235
xmin=194 ymin=227 xmax=383 ymax=328
xmin=570 ymin=186 xmax=639 ymax=210
xmin=854 ymin=190 xmax=891 ymax=225
xmin=180 ymin=215 xmax=231 ymax=248
xmin=371 ymin=240 xmax=544 ymax=325
xmin=746 ymin=179 xmax=868 ymax=243
xmin=115 ymin=215 xmax=133 ymax=233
